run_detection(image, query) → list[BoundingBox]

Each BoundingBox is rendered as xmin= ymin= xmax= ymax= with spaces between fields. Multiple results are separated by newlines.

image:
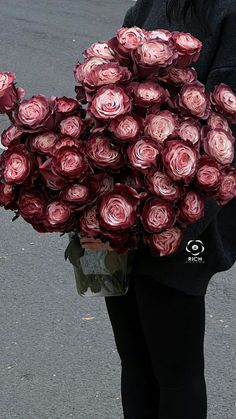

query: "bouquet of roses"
xmin=1 ymin=27 xmax=236 ymax=262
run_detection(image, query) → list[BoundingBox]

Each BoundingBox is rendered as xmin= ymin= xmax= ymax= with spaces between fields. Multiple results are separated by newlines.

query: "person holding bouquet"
xmin=80 ymin=1 xmax=236 ymax=418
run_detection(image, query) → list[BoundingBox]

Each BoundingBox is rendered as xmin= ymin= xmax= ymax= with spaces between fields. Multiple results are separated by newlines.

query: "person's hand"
xmin=80 ymin=236 xmax=113 ymax=251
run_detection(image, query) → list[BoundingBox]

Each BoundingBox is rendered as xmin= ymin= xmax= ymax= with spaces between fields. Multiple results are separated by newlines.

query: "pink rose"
xmin=195 ymin=156 xmax=222 ymax=193
xmin=55 ymin=97 xmax=79 ymax=114
xmin=85 ymin=135 xmax=123 ymax=169
xmin=215 ymin=167 xmax=236 ymax=205
xmin=51 ymin=146 xmax=88 ymax=180
xmin=84 ymin=63 xmax=131 ymax=89
xmin=2 ymin=145 xmax=33 ymax=184
xmin=134 ymin=39 xmax=178 ymax=70
xmin=61 ymin=182 xmax=90 ymax=207
xmin=14 ymin=95 xmax=55 ymax=131
xmin=45 ymin=200 xmax=72 ymax=231
xmin=146 ymin=168 xmax=184 ymax=201
xmin=159 ymin=66 xmax=197 ymax=86
xmin=116 ymin=27 xmax=146 ymax=51
xmin=74 ymin=57 xmax=108 ymax=83
xmin=141 ymin=197 xmax=176 ymax=233
xmin=31 ymin=132 xmax=58 ymax=155
xmin=98 ymin=184 xmax=142 ymax=231
xmin=178 ymin=118 xmax=201 ymax=145
xmin=207 ymin=112 xmax=232 ymax=132
xmin=127 ymin=137 xmax=160 ymax=170
xmin=53 ymin=135 xmax=81 ymax=154
xmin=84 ymin=41 xmax=115 ymax=60
xmin=145 ymin=111 xmax=179 ymax=144
xmin=79 ymin=206 xmax=101 ymax=236
xmin=147 ymin=29 xmax=172 ymax=42
xmin=0 ymin=183 xmax=16 ymax=208
xmin=108 ymin=114 xmax=143 ymax=142
xmin=19 ymin=189 xmax=45 ymax=223
xmin=60 ymin=115 xmax=84 ymax=138
xmin=211 ymin=84 xmax=236 ymax=119
xmin=203 ymin=129 xmax=235 ymax=165
xmin=146 ymin=226 xmax=184 ymax=256
xmin=38 ymin=157 xmax=69 ymax=190
xmin=177 ymin=82 xmax=211 ymax=119
xmin=0 ymin=72 xmax=25 ymax=113
xmin=131 ymin=82 xmax=169 ymax=107
xmin=89 ymin=85 xmax=131 ymax=119
xmin=172 ymin=32 xmax=202 ymax=66
xmin=162 ymin=139 xmax=198 ymax=183
xmin=1 ymin=124 xmax=24 ymax=148
xmin=178 ymin=190 xmax=205 ymax=224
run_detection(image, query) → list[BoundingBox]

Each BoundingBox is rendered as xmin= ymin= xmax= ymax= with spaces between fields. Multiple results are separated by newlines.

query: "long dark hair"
xmin=166 ymin=0 xmax=212 ymax=30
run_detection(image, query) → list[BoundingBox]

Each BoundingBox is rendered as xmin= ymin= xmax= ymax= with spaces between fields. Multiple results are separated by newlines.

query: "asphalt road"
xmin=0 ymin=1 xmax=235 ymax=418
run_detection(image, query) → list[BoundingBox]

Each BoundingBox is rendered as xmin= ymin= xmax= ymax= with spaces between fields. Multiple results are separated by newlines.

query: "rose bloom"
xmin=1 ymin=124 xmax=24 ymax=148
xmin=159 ymin=66 xmax=197 ymax=86
xmin=74 ymin=57 xmax=108 ymax=83
xmin=162 ymin=139 xmax=198 ymax=183
xmin=31 ymin=132 xmax=58 ymax=155
xmin=0 ymin=72 xmax=25 ymax=113
xmin=3 ymin=145 xmax=32 ymax=184
xmin=84 ymin=63 xmax=131 ymax=89
xmin=116 ymin=26 xmax=146 ymax=51
xmin=60 ymin=115 xmax=84 ymax=138
xmin=38 ymin=157 xmax=70 ymax=190
xmin=207 ymin=112 xmax=232 ymax=132
xmin=98 ymin=184 xmax=142 ymax=231
xmin=211 ymin=83 xmax=236 ymax=118
xmin=146 ymin=168 xmax=184 ymax=201
xmin=85 ymin=135 xmax=123 ymax=169
xmin=51 ymin=146 xmax=88 ymax=180
xmin=203 ymin=129 xmax=235 ymax=165
xmin=147 ymin=29 xmax=172 ymax=42
xmin=55 ymin=97 xmax=79 ymax=114
xmin=0 ymin=183 xmax=16 ymax=207
xmin=141 ymin=197 xmax=176 ymax=233
xmin=215 ymin=167 xmax=236 ymax=205
xmin=172 ymin=32 xmax=202 ymax=66
xmin=14 ymin=95 xmax=55 ymax=131
xmin=84 ymin=41 xmax=115 ymax=60
xmin=18 ymin=189 xmax=45 ymax=222
xmin=178 ymin=190 xmax=205 ymax=223
xmin=89 ymin=85 xmax=131 ymax=119
xmin=99 ymin=175 xmax=114 ymax=195
xmin=131 ymin=82 xmax=169 ymax=107
xmin=177 ymin=82 xmax=210 ymax=119
xmin=53 ymin=135 xmax=81 ymax=154
xmin=109 ymin=114 xmax=143 ymax=142
xmin=195 ymin=156 xmax=222 ymax=192
xmin=146 ymin=226 xmax=183 ymax=256
xmin=145 ymin=111 xmax=179 ymax=144
xmin=79 ymin=206 xmax=101 ymax=236
xmin=178 ymin=118 xmax=201 ymax=145
xmin=127 ymin=137 xmax=160 ymax=170
xmin=61 ymin=182 xmax=90 ymax=206
xmin=134 ymin=39 xmax=178 ymax=69
xmin=45 ymin=200 xmax=71 ymax=230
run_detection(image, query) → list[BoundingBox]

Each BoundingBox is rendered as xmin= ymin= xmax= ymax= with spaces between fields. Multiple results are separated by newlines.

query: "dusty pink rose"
xmin=178 ymin=190 xmax=205 ymax=224
xmin=134 ymin=39 xmax=178 ymax=70
xmin=162 ymin=139 xmax=198 ymax=183
xmin=203 ymin=129 xmax=235 ymax=165
xmin=141 ymin=198 xmax=176 ymax=233
xmin=51 ymin=146 xmax=88 ymax=180
xmin=0 ymin=72 xmax=25 ymax=113
xmin=178 ymin=118 xmax=201 ymax=145
xmin=147 ymin=29 xmax=172 ymax=42
xmin=172 ymin=32 xmax=202 ymax=66
xmin=3 ymin=145 xmax=33 ymax=184
xmin=146 ymin=168 xmax=184 ymax=201
xmin=14 ymin=95 xmax=55 ymax=131
xmin=145 ymin=111 xmax=179 ymax=144
xmin=79 ymin=206 xmax=101 ymax=236
xmin=89 ymin=85 xmax=131 ymax=119
xmin=211 ymin=84 xmax=236 ymax=119
xmin=98 ymin=184 xmax=142 ymax=231
xmin=31 ymin=132 xmax=58 ymax=155
xmin=177 ymin=82 xmax=211 ymax=119
xmin=53 ymin=135 xmax=81 ymax=154
xmin=18 ymin=189 xmax=45 ymax=222
xmin=131 ymin=82 xmax=169 ymax=107
xmin=55 ymin=97 xmax=79 ymax=114
xmin=84 ymin=63 xmax=131 ymax=89
xmin=195 ymin=156 xmax=222 ymax=192
xmin=85 ymin=135 xmax=123 ymax=169
xmin=127 ymin=137 xmax=160 ymax=170
xmin=116 ymin=27 xmax=146 ymax=51
xmin=146 ymin=226 xmax=183 ymax=256
xmin=74 ymin=57 xmax=108 ymax=83
xmin=159 ymin=66 xmax=197 ymax=86
xmin=1 ymin=124 xmax=24 ymax=148
xmin=38 ymin=157 xmax=69 ymax=190
xmin=45 ymin=200 xmax=72 ymax=230
xmin=60 ymin=115 xmax=84 ymax=138
xmin=108 ymin=114 xmax=143 ymax=142
xmin=0 ymin=183 xmax=16 ymax=208
xmin=215 ymin=167 xmax=236 ymax=205
xmin=207 ymin=112 xmax=232 ymax=132
xmin=84 ymin=41 xmax=115 ymax=60
xmin=61 ymin=182 xmax=90 ymax=206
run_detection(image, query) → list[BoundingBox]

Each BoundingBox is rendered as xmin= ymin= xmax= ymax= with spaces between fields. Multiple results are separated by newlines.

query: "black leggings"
xmin=105 ymin=274 xmax=207 ymax=419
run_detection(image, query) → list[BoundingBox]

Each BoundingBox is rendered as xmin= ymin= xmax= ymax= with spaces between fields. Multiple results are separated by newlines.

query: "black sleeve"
xmin=122 ymin=6 xmax=135 ymax=27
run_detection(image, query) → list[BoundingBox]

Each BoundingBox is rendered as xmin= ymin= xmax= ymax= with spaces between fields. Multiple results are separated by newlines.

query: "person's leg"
xmin=105 ymin=276 xmax=160 ymax=419
xmin=134 ymin=276 xmax=207 ymax=419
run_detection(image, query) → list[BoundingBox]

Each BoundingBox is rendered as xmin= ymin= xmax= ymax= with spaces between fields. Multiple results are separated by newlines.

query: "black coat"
xmin=123 ymin=0 xmax=236 ymax=295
